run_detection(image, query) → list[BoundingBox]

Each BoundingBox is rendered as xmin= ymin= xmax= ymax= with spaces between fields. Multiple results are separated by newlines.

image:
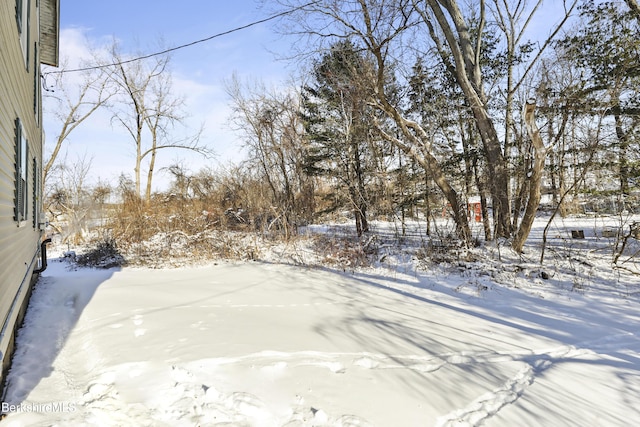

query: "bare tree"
xmin=490 ymin=0 xmax=577 ymax=229
xmin=413 ymin=0 xmax=577 ymax=240
xmin=107 ymin=41 xmax=211 ymax=203
xmin=512 ymin=100 xmax=546 ymax=252
xmin=46 ymin=154 xmax=95 ymax=244
xmin=108 ymin=42 xmax=162 ymax=199
xmin=143 ymin=71 xmax=206 ymax=202
xmin=226 ymin=75 xmax=312 ymax=237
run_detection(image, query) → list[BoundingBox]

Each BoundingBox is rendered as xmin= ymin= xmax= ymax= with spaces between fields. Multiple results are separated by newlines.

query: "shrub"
xmin=312 ymin=234 xmax=371 ymax=268
xmin=75 ymin=237 xmax=126 ymax=269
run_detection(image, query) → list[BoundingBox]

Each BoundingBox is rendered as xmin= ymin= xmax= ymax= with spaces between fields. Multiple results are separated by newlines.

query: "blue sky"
xmin=47 ymin=0 xmax=295 ymax=190
xmin=60 ymin=0 xmax=291 ymax=79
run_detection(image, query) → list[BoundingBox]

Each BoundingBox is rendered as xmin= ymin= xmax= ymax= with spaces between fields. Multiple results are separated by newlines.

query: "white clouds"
xmin=56 ymin=27 xmax=117 ymax=69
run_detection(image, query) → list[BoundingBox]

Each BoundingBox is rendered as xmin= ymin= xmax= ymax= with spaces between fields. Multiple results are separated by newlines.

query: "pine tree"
xmin=301 ymin=40 xmax=377 ymax=236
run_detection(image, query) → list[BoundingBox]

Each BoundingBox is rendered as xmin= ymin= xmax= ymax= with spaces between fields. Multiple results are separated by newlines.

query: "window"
xmin=14 ymin=119 xmax=28 ymax=223
xmin=15 ymin=0 xmax=30 ymax=69
xmin=15 ymin=0 xmax=23 ymax=32
xmin=34 ymin=43 xmax=41 ymax=124
xmin=33 ymin=157 xmax=41 ymax=229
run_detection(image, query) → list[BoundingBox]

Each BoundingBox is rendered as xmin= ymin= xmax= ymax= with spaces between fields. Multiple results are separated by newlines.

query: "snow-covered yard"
xmin=2 ymin=216 xmax=640 ymax=426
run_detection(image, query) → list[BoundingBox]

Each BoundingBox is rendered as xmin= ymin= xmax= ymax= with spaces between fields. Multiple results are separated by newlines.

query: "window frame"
xmin=33 ymin=43 xmax=41 ymax=124
xmin=33 ymin=157 xmax=41 ymax=229
xmin=14 ymin=118 xmax=29 ymax=224
xmin=15 ymin=0 xmax=31 ymax=70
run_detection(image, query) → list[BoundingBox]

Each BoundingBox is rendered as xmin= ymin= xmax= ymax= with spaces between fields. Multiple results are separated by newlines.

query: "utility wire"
xmin=45 ymin=1 xmax=317 ymax=75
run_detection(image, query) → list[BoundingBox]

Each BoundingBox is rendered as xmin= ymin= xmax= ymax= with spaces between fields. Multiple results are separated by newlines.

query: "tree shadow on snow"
xmin=300 ymin=265 xmax=640 ymax=424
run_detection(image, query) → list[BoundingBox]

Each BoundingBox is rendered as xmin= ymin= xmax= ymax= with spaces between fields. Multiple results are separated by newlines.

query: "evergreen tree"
xmin=301 ymin=40 xmax=378 ymax=236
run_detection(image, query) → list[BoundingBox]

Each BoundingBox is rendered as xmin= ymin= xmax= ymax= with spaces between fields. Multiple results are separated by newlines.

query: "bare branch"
xmin=44 ymin=59 xmax=115 ymax=181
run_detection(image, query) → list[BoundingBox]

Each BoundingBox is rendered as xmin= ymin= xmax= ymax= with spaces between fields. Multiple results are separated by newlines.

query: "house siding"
xmin=0 ymin=0 xmax=49 ymax=394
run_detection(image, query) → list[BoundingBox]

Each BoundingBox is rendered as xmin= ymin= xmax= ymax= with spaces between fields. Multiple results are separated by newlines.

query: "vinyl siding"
xmin=0 ymin=0 xmax=46 ymax=380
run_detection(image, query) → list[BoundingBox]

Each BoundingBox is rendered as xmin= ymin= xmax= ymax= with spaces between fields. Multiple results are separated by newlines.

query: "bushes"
xmin=311 ymin=234 xmax=375 ymax=268
xmin=75 ymin=237 xmax=126 ymax=269
xmin=62 ymin=167 xmax=463 ymax=269
xmin=121 ymin=230 xmax=261 ymax=267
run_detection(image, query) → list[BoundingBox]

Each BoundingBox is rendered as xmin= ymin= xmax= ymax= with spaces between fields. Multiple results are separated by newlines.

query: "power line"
xmin=45 ymin=2 xmax=317 ymax=75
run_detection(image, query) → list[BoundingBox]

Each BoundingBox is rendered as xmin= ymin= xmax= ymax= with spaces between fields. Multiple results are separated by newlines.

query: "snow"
xmin=2 ymin=216 xmax=640 ymax=426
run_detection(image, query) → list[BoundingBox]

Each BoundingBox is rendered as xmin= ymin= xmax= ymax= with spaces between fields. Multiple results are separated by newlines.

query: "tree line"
xmin=46 ymin=0 xmax=639 ymax=251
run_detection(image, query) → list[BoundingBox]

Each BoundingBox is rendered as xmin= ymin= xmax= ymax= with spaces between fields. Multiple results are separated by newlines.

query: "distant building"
xmin=1 ymin=0 xmax=59 ymax=397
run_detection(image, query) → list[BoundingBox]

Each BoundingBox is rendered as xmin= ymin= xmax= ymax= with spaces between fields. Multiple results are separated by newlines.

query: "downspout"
xmin=33 ymin=238 xmax=52 ymax=274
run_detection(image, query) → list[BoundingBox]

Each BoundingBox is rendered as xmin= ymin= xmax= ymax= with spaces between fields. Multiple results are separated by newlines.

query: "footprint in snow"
xmin=337 ymin=414 xmax=373 ymax=427
xmin=226 ymin=392 xmax=267 ymax=417
xmin=82 ymin=382 xmax=113 ymax=404
xmin=190 ymin=320 xmax=208 ymax=331
xmin=353 ymin=357 xmax=380 ymax=369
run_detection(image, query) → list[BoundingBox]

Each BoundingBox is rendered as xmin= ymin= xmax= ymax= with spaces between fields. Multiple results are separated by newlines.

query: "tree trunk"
xmin=513 ymin=101 xmax=546 ymax=253
xmin=135 ymin=147 xmax=142 ymax=198
xmin=424 ymin=174 xmax=431 ymax=236
xmin=45 ymin=128 xmax=68 ymax=183
xmin=354 ymin=141 xmax=369 ymax=235
xmin=420 ymin=150 xmax=470 ymax=243
xmin=614 ymin=113 xmax=630 ymax=196
xmin=376 ymin=122 xmax=471 ymax=244
xmin=133 ymin=110 xmax=144 ymax=199
xmin=467 ymin=99 xmax=512 ymax=239
xmin=472 ymin=155 xmax=492 ymax=241
xmin=424 ymin=0 xmax=512 ymax=239
xmin=145 ymin=147 xmax=157 ymax=204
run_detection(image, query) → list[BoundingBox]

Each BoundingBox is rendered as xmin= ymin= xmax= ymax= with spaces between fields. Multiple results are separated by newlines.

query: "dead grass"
xmin=311 ymin=234 xmax=372 ymax=269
